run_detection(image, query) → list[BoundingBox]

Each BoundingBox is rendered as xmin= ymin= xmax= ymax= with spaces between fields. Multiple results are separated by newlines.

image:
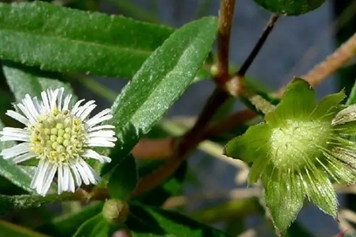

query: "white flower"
xmin=0 ymin=88 xmax=117 ymax=196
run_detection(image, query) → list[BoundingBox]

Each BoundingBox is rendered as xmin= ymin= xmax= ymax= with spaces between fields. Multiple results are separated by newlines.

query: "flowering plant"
xmin=0 ymin=0 xmax=356 ymax=237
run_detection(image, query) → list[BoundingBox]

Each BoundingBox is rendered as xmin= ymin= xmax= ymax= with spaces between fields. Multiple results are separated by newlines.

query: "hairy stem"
xmin=215 ymin=0 xmax=236 ymax=85
xmin=276 ymin=31 xmax=356 ymax=97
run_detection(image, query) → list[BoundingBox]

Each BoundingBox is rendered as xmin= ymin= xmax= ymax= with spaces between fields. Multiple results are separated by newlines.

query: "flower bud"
xmin=102 ymin=199 xmax=130 ymax=225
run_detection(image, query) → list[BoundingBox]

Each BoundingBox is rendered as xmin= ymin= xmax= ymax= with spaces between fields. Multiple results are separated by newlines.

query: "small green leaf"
xmin=263 ymin=170 xmax=304 ymax=234
xmin=347 ymin=80 xmax=356 ymax=105
xmin=224 ymin=123 xmax=271 ymax=163
xmin=311 ymin=91 xmax=345 ymax=120
xmin=0 ymin=220 xmax=50 ymax=237
xmin=127 ymin=203 xmax=230 ymax=237
xmin=2 ymin=61 xmax=77 ymax=103
xmin=107 ymin=155 xmax=138 ymax=200
xmin=0 ymin=119 xmax=33 ymax=193
xmin=266 ymin=79 xmax=316 ymax=124
xmin=102 ymin=16 xmax=218 ymax=174
xmin=0 ymin=193 xmax=71 ymax=216
xmin=36 ymin=202 xmax=103 ymax=237
xmin=73 ymin=213 xmax=116 ymax=237
xmin=0 ymin=2 xmax=173 ymax=78
xmin=253 ymin=0 xmax=326 ymax=15
xmin=303 ymin=169 xmax=337 ymax=217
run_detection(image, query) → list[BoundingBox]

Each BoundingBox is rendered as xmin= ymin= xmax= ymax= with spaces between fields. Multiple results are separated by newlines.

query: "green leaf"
xmin=2 ymin=61 xmax=77 ymax=103
xmin=224 ymin=123 xmax=271 ymax=163
xmin=0 ymin=220 xmax=50 ymax=237
xmin=253 ymin=0 xmax=326 ymax=15
xmin=127 ymin=203 xmax=230 ymax=237
xmin=107 ymin=155 xmax=138 ymax=200
xmin=73 ymin=213 xmax=117 ymax=237
xmin=102 ymin=16 xmax=218 ymax=174
xmin=0 ymin=119 xmax=33 ymax=193
xmin=263 ymin=170 xmax=304 ymax=234
xmin=311 ymin=91 xmax=345 ymax=120
xmin=37 ymin=202 xmax=104 ymax=237
xmin=347 ymin=80 xmax=356 ymax=105
xmin=0 ymin=2 xmax=174 ymax=78
xmin=303 ymin=169 xmax=337 ymax=218
xmin=0 ymin=193 xmax=72 ymax=216
xmin=266 ymin=78 xmax=316 ymax=124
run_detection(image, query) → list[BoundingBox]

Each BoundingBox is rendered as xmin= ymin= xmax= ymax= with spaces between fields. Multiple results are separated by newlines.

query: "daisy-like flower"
xmin=0 ymin=88 xmax=117 ymax=196
xmin=224 ymin=79 xmax=356 ymax=234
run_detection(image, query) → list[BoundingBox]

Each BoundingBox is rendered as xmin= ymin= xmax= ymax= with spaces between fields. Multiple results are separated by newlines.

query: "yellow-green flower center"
xmin=29 ymin=108 xmax=86 ymax=164
xmin=270 ymin=119 xmax=331 ymax=170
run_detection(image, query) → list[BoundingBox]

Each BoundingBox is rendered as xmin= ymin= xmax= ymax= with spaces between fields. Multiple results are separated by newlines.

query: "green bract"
xmin=224 ymin=79 xmax=356 ymax=234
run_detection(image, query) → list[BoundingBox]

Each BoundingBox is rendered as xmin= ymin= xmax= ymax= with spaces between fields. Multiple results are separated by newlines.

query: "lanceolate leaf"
xmin=0 ymin=120 xmax=33 ymax=193
xmin=101 ymin=16 xmax=218 ymax=174
xmin=73 ymin=213 xmax=117 ymax=237
xmin=2 ymin=61 xmax=77 ymax=103
xmin=0 ymin=2 xmax=173 ymax=78
xmin=107 ymin=155 xmax=138 ymax=200
xmin=0 ymin=220 xmax=50 ymax=237
xmin=36 ymin=202 xmax=104 ymax=237
xmin=127 ymin=203 xmax=230 ymax=237
xmin=253 ymin=0 xmax=326 ymax=15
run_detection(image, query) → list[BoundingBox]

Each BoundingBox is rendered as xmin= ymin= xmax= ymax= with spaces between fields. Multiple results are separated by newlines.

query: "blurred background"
xmin=3 ymin=0 xmax=356 ymax=236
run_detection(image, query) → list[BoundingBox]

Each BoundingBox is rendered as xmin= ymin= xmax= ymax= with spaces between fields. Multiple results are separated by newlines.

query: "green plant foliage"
xmin=0 ymin=120 xmax=33 ymax=193
xmin=252 ymin=0 xmax=326 ymax=15
xmin=0 ymin=220 xmax=50 ymax=237
xmin=224 ymin=79 xmax=356 ymax=233
xmin=101 ymin=16 xmax=218 ymax=174
xmin=0 ymin=2 xmax=173 ymax=78
xmin=126 ymin=203 xmax=231 ymax=237
xmin=107 ymin=155 xmax=138 ymax=200
xmin=36 ymin=202 xmax=104 ymax=237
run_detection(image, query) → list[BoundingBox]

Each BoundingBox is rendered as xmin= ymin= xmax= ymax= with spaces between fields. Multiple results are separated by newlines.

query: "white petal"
xmin=62 ymin=94 xmax=72 ymax=111
xmin=6 ymin=110 xmax=29 ymax=125
xmin=79 ymin=104 xmax=96 ymax=121
xmin=48 ymin=89 xmax=59 ymax=111
xmin=83 ymin=149 xmax=112 ymax=163
xmin=71 ymin=99 xmax=85 ymax=115
xmin=58 ymin=165 xmax=63 ymax=194
xmin=41 ymin=90 xmax=50 ymax=112
xmin=1 ymin=143 xmax=31 ymax=159
xmin=62 ymin=165 xmax=70 ymax=191
xmin=75 ymin=100 xmax=95 ymax=117
xmin=88 ymin=125 xmax=115 ymax=132
xmin=39 ymin=163 xmax=57 ymax=196
xmin=30 ymin=160 xmax=49 ymax=189
xmin=17 ymin=104 xmax=36 ymax=124
xmin=70 ymin=163 xmax=82 ymax=187
xmin=89 ymin=130 xmax=116 ymax=138
xmin=57 ymin=88 xmax=64 ymax=110
xmin=12 ymin=152 xmax=36 ymax=164
xmin=86 ymin=109 xmax=112 ymax=127
xmin=67 ymin=168 xmax=75 ymax=192
xmin=23 ymin=95 xmax=39 ymax=119
xmin=87 ymin=140 xmax=115 ymax=148
xmin=79 ymin=159 xmax=100 ymax=184
xmin=75 ymin=161 xmax=90 ymax=185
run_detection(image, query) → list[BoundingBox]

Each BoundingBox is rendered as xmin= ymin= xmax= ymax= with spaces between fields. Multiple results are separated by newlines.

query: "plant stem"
xmin=226 ymin=14 xmax=280 ymax=96
xmin=215 ymin=0 xmax=236 ymax=85
xmin=236 ymin=14 xmax=279 ymax=77
xmin=276 ymin=31 xmax=356 ymax=97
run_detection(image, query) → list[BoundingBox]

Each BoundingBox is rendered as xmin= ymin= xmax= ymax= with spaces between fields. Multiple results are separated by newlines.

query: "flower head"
xmin=0 ymin=88 xmax=116 ymax=196
xmin=224 ymin=79 xmax=356 ymax=234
